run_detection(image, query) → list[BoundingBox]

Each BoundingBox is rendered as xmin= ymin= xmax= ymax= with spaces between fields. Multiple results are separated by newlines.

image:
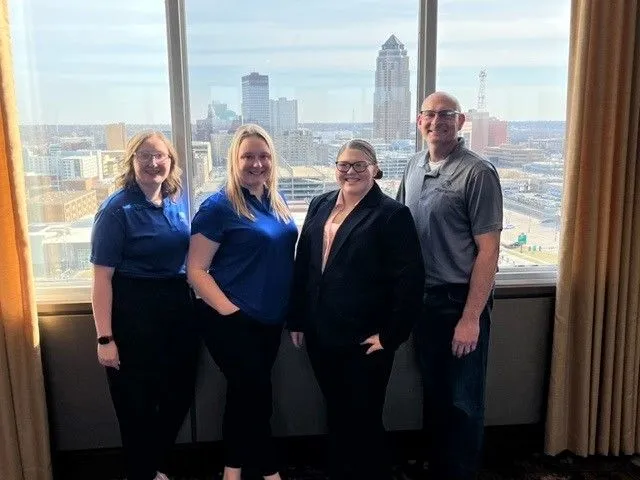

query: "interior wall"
xmin=39 ymin=294 xmax=553 ymax=451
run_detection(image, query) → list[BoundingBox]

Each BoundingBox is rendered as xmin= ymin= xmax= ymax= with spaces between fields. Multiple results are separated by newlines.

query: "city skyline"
xmin=9 ymin=0 xmax=570 ymax=125
xmin=20 ymin=115 xmax=566 ymax=280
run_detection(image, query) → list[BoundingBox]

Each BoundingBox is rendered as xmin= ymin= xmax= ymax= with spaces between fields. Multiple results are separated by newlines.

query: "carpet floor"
xmin=102 ymin=454 xmax=640 ymax=480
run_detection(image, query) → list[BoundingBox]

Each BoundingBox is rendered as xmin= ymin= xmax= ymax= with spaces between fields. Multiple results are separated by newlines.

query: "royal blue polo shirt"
xmin=191 ymin=187 xmax=298 ymax=324
xmin=90 ymin=184 xmax=190 ymax=278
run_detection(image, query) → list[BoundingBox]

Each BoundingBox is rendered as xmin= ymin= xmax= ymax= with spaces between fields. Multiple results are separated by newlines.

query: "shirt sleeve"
xmin=466 ymin=165 xmax=504 ymax=236
xmin=90 ymin=207 xmax=125 ymax=267
xmin=191 ymin=196 xmax=229 ymax=243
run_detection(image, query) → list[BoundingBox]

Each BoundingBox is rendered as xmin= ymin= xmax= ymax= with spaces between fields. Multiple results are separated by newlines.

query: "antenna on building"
xmin=477 ymin=69 xmax=487 ymax=111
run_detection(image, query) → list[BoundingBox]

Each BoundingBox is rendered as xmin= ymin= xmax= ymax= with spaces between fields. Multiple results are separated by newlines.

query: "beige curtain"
xmin=546 ymin=0 xmax=640 ymax=456
xmin=0 ymin=1 xmax=53 ymax=479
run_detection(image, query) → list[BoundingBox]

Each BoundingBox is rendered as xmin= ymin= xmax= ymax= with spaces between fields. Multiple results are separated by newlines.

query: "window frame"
xmin=34 ymin=0 xmax=560 ymax=310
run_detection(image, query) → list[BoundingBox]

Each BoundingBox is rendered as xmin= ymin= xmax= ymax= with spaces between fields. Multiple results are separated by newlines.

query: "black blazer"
xmin=288 ymin=182 xmax=424 ymax=350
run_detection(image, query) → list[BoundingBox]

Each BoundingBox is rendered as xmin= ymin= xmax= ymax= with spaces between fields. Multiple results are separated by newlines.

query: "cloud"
xmin=437 ymin=40 xmax=569 ymax=68
xmin=439 ymin=17 xmax=569 ymax=43
xmin=9 ymin=0 xmax=571 ymax=123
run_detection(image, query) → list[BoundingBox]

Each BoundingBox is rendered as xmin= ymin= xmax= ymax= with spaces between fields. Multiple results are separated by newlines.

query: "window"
xmin=9 ymin=0 xmax=173 ymax=302
xmin=10 ymin=0 xmax=569 ymax=304
xmin=436 ymin=0 xmax=570 ymax=270
xmin=185 ymin=0 xmax=420 ymax=229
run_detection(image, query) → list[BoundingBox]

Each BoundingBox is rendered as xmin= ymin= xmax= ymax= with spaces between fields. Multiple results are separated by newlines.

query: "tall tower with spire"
xmin=477 ymin=68 xmax=487 ymax=111
xmin=373 ymin=35 xmax=411 ymax=142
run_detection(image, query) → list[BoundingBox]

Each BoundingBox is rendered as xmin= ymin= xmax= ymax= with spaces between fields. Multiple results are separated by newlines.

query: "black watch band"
xmin=97 ymin=335 xmax=114 ymax=345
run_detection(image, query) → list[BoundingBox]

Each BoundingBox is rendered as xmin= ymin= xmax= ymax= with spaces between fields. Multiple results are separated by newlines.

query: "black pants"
xmin=198 ymin=300 xmax=282 ymax=476
xmin=106 ymin=274 xmax=199 ymax=480
xmin=414 ymin=284 xmax=492 ymax=480
xmin=306 ymin=339 xmax=395 ymax=480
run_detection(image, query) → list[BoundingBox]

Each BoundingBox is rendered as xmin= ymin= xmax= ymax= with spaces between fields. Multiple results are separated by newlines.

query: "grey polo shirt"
xmin=397 ymin=138 xmax=503 ymax=287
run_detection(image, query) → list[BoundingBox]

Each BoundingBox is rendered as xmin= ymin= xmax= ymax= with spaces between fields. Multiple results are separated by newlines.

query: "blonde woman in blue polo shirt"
xmin=90 ymin=131 xmax=198 ymax=480
xmin=187 ymin=124 xmax=297 ymax=480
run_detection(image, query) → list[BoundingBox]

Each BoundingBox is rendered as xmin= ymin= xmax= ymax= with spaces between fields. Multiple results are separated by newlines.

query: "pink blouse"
xmin=322 ymin=189 xmax=367 ymax=271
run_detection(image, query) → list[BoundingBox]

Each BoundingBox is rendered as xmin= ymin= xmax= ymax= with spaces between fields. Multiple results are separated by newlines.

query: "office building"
xmin=373 ymin=35 xmax=411 ymax=142
xmin=242 ymin=72 xmax=270 ymax=130
xmin=27 ymin=190 xmax=98 ymax=223
xmin=270 ymin=97 xmax=298 ymax=134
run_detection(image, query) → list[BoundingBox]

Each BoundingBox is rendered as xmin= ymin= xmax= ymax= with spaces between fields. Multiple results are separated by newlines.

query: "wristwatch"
xmin=97 ymin=335 xmax=114 ymax=345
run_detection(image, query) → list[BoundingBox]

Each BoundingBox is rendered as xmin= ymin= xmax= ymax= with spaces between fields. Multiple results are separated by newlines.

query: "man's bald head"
xmin=422 ymin=91 xmax=462 ymax=112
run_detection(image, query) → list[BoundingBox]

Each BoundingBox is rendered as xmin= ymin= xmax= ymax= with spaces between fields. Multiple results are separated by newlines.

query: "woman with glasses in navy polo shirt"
xmin=90 ymin=131 xmax=198 ymax=480
xmin=187 ymin=124 xmax=297 ymax=480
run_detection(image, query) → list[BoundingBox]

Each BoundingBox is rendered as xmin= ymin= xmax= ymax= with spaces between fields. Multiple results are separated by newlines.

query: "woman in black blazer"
xmin=288 ymin=139 xmax=424 ymax=480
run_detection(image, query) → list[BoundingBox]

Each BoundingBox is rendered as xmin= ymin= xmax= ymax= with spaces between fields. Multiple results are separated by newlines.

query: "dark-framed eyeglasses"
xmin=335 ymin=161 xmax=372 ymax=173
xmin=420 ymin=109 xmax=460 ymax=119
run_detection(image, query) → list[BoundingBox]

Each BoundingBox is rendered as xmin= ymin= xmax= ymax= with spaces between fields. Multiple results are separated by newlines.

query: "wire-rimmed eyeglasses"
xmin=134 ymin=151 xmax=170 ymax=164
xmin=419 ymin=109 xmax=460 ymax=119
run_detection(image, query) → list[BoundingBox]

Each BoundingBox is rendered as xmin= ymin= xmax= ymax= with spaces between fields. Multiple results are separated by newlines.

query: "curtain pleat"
xmin=545 ymin=0 xmax=640 ymax=457
xmin=0 ymin=1 xmax=53 ymax=478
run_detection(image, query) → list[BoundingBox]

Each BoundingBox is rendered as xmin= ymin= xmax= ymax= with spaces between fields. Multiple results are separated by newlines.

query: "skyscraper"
xmin=241 ymin=72 xmax=270 ymax=130
xmin=270 ymin=97 xmax=298 ymax=134
xmin=373 ymin=35 xmax=411 ymax=142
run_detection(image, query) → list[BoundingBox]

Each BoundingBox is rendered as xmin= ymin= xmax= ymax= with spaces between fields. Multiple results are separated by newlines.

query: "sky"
xmin=8 ymin=0 xmax=571 ymax=125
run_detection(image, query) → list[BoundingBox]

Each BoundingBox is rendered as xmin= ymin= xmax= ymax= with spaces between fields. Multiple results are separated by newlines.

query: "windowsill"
xmin=36 ymin=284 xmax=93 ymax=316
xmin=494 ymin=266 xmax=557 ymax=298
xmin=36 ymin=268 xmax=557 ymax=316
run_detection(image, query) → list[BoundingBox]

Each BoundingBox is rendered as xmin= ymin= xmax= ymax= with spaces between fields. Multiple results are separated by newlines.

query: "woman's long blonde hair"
xmin=225 ymin=124 xmax=291 ymax=222
xmin=115 ymin=131 xmax=183 ymax=199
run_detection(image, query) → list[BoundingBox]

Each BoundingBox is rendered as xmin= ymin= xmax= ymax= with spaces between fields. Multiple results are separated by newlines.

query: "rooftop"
xmin=29 ymin=190 xmax=95 ymax=204
xmin=382 ymin=34 xmax=403 ymax=49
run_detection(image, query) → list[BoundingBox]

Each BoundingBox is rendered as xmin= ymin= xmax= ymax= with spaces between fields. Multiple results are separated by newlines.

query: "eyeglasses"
xmin=240 ymin=153 xmax=272 ymax=162
xmin=134 ymin=151 xmax=170 ymax=164
xmin=420 ymin=109 xmax=460 ymax=119
xmin=335 ymin=161 xmax=372 ymax=173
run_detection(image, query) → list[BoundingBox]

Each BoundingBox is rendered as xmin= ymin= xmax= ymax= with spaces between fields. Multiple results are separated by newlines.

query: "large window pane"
xmin=9 ymin=1 xmax=173 ymax=301
xmin=185 ymin=0 xmax=420 ymax=228
xmin=436 ymin=0 xmax=570 ymax=268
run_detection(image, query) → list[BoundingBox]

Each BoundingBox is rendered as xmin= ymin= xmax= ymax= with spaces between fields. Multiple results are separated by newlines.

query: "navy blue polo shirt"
xmin=191 ymin=187 xmax=298 ymax=324
xmin=90 ymin=184 xmax=190 ymax=278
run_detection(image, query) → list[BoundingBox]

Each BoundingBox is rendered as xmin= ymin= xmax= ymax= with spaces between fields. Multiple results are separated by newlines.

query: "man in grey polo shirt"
xmin=397 ymin=91 xmax=502 ymax=480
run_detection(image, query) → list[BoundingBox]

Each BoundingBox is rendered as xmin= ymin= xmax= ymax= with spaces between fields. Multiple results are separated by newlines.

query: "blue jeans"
xmin=414 ymin=284 xmax=492 ymax=480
